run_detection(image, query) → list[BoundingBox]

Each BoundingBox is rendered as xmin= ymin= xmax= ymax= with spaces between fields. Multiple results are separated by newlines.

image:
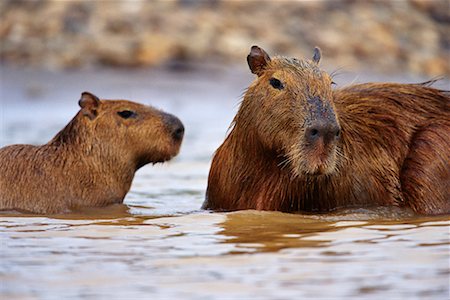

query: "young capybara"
xmin=0 ymin=92 xmax=184 ymax=214
xmin=203 ymin=46 xmax=450 ymax=215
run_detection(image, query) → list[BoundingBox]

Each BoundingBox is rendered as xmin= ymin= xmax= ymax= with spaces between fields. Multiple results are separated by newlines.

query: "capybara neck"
xmin=49 ymin=114 xmax=136 ymax=187
xmin=50 ymin=114 xmax=92 ymax=148
xmin=49 ymin=113 xmax=134 ymax=172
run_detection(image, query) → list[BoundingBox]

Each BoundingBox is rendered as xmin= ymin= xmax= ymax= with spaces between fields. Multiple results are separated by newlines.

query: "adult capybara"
xmin=203 ymin=46 xmax=450 ymax=215
xmin=0 ymin=92 xmax=184 ymax=214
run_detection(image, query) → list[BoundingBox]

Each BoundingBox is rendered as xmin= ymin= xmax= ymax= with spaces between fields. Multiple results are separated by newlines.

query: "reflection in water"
xmin=218 ymin=207 xmax=419 ymax=253
xmin=1 ymin=67 xmax=450 ymax=299
xmin=219 ymin=211 xmax=333 ymax=253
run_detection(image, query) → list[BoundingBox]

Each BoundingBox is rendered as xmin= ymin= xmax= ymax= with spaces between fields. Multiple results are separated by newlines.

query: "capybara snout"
xmin=304 ymin=95 xmax=341 ymax=146
xmin=162 ymin=113 xmax=185 ymax=142
xmin=305 ymin=120 xmax=341 ymax=145
xmin=304 ymin=111 xmax=341 ymax=170
xmin=0 ymin=91 xmax=184 ymax=214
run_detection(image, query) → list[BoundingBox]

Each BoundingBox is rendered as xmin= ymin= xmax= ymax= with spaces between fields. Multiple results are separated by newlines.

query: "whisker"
xmin=330 ymin=67 xmax=345 ymax=79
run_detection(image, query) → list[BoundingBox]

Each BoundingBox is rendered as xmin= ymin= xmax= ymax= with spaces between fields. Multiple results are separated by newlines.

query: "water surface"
xmin=1 ymin=66 xmax=449 ymax=299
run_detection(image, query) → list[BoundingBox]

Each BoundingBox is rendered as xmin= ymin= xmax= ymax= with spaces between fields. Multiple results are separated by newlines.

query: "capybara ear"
xmin=79 ymin=92 xmax=100 ymax=120
xmin=247 ymin=45 xmax=271 ymax=76
xmin=312 ymin=47 xmax=321 ymax=64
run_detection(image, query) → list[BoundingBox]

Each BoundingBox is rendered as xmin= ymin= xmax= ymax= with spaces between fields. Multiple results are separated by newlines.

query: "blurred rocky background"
xmin=0 ymin=0 xmax=449 ymax=76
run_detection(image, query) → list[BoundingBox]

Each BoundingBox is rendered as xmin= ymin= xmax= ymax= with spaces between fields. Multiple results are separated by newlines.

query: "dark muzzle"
xmin=163 ymin=113 xmax=185 ymax=142
xmin=305 ymin=96 xmax=340 ymax=146
xmin=305 ymin=120 xmax=340 ymax=145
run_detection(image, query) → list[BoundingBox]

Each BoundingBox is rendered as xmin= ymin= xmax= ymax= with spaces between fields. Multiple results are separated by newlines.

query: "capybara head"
xmin=241 ymin=46 xmax=341 ymax=176
xmin=76 ymin=92 xmax=184 ymax=168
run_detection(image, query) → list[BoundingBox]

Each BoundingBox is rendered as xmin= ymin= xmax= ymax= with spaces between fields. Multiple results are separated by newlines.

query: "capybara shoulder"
xmin=0 ymin=92 xmax=184 ymax=214
xmin=204 ymin=46 xmax=449 ymax=215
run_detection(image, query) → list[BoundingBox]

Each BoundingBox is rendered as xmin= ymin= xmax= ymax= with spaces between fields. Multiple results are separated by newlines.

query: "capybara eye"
xmin=117 ymin=110 xmax=136 ymax=119
xmin=269 ymin=78 xmax=284 ymax=90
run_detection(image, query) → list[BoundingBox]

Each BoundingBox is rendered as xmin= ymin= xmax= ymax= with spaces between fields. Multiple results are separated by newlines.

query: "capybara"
xmin=0 ymin=92 xmax=184 ymax=214
xmin=203 ymin=46 xmax=450 ymax=215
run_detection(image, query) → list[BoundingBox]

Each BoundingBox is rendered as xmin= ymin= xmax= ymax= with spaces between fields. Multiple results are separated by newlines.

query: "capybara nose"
xmin=173 ymin=123 xmax=185 ymax=141
xmin=164 ymin=114 xmax=184 ymax=142
xmin=305 ymin=121 xmax=340 ymax=145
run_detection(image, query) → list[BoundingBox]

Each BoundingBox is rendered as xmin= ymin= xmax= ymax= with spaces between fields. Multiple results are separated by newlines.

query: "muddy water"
xmin=1 ymin=66 xmax=449 ymax=299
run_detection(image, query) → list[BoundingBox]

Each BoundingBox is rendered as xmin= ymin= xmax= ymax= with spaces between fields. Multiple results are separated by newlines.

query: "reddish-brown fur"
xmin=0 ymin=92 xmax=184 ymax=214
xmin=204 ymin=46 xmax=450 ymax=215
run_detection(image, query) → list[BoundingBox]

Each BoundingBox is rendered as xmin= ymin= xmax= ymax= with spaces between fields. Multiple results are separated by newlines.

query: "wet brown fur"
xmin=0 ymin=92 xmax=184 ymax=214
xmin=204 ymin=47 xmax=450 ymax=215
